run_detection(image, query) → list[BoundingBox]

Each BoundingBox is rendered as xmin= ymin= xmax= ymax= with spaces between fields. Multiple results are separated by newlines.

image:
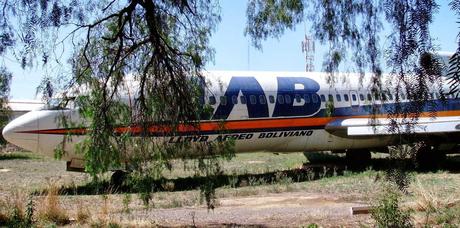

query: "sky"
xmin=5 ymin=1 xmax=459 ymax=100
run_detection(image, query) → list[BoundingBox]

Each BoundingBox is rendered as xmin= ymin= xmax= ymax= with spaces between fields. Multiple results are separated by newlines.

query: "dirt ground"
xmin=0 ymin=152 xmax=377 ymax=227
xmin=141 ymin=193 xmax=371 ymax=227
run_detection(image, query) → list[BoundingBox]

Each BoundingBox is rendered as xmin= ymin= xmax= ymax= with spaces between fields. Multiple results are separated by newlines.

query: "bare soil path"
xmin=128 ymin=192 xmax=372 ymax=227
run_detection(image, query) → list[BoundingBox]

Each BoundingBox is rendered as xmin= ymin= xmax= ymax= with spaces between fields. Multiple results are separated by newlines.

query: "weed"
xmin=0 ymin=151 xmax=38 ymax=160
xmin=248 ymin=176 xmax=258 ymax=186
xmin=306 ymin=168 xmax=315 ymax=181
xmin=91 ymin=220 xmax=108 ymax=228
xmin=371 ymin=184 xmax=413 ymax=228
xmin=172 ymin=197 xmax=184 ymax=208
xmin=99 ymin=194 xmax=109 ymax=224
xmin=274 ymin=171 xmax=292 ymax=186
xmin=76 ymin=201 xmax=90 ymax=224
xmin=139 ymin=192 xmax=152 ymax=208
xmin=319 ymin=166 xmax=329 ymax=179
xmin=0 ymin=191 xmax=34 ymax=227
xmin=24 ymin=195 xmax=34 ymax=226
xmin=122 ymin=193 xmax=132 ymax=213
xmin=107 ymin=222 xmax=122 ymax=228
xmin=304 ymin=223 xmax=319 ymax=228
xmin=37 ymin=183 xmax=69 ymax=225
xmin=343 ymin=168 xmax=352 ymax=177
xmin=333 ymin=166 xmax=338 ymax=177
xmin=228 ymin=173 xmax=238 ymax=188
xmin=434 ymin=204 xmax=460 ymax=226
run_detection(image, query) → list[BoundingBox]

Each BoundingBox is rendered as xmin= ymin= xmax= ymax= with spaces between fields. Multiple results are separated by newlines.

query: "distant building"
xmin=6 ymin=99 xmax=45 ymax=120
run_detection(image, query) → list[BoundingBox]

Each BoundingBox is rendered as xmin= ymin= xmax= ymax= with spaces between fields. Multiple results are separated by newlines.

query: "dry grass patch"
xmin=408 ymin=175 xmax=460 ymax=226
xmin=75 ymin=200 xmax=90 ymax=224
xmin=36 ymin=182 xmax=69 ymax=225
xmin=412 ymin=179 xmax=451 ymax=212
xmin=0 ymin=191 xmax=33 ymax=227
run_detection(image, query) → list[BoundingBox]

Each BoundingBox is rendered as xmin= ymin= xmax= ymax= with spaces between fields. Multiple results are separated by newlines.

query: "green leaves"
xmin=446 ymin=51 xmax=460 ymax=97
xmin=246 ymin=0 xmax=305 ymax=49
xmin=0 ymin=66 xmax=11 ymax=144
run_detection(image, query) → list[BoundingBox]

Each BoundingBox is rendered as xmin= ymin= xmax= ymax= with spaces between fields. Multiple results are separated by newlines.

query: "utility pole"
xmin=301 ymin=34 xmax=315 ymax=72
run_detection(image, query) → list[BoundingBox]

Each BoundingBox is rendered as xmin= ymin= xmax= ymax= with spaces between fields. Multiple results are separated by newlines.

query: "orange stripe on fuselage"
xmin=116 ymin=110 xmax=460 ymax=134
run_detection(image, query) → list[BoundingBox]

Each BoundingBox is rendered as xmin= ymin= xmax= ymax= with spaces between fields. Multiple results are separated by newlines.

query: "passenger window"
xmin=374 ymin=93 xmax=380 ymax=101
xmin=328 ymin=94 xmax=333 ymax=102
xmin=367 ymin=94 xmax=372 ymax=101
xmin=209 ymin=96 xmax=216 ymax=105
xmin=269 ymin=95 xmax=275 ymax=103
xmin=240 ymin=96 xmax=247 ymax=104
xmin=400 ymin=93 xmax=406 ymax=100
xmin=304 ymin=94 xmax=311 ymax=103
xmin=344 ymin=94 xmax=349 ymax=102
xmin=388 ymin=93 xmax=393 ymax=101
xmin=320 ymin=95 xmax=326 ymax=102
xmin=352 ymin=94 xmax=357 ymax=101
xmin=231 ymin=95 xmax=238 ymax=104
xmin=359 ymin=94 xmax=365 ymax=101
xmin=285 ymin=94 xmax=292 ymax=104
xmin=312 ymin=94 xmax=319 ymax=103
xmin=295 ymin=94 xmax=302 ymax=103
xmin=336 ymin=94 xmax=342 ymax=102
xmin=381 ymin=93 xmax=387 ymax=101
xmin=220 ymin=96 xmax=227 ymax=105
xmin=277 ymin=94 xmax=285 ymax=104
xmin=259 ymin=95 xmax=266 ymax=104
xmin=250 ymin=95 xmax=257 ymax=104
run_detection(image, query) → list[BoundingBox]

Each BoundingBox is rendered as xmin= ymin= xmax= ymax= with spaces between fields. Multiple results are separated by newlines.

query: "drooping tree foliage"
xmin=0 ymin=66 xmax=11 ymax=143
xmin=446 ymin=0 xmax=460 ymax=96
xmin=246 ymin=0 xmax=453 ymax=190
xmin=0 ymin=0 xmax=234 ymax=208
xmin=246 ymin=0 xmax=441 ymax=115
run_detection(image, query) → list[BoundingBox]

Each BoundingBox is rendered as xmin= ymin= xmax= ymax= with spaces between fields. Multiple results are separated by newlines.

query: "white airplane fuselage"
xmin=3 ymin=71 xmax=459 ymax=162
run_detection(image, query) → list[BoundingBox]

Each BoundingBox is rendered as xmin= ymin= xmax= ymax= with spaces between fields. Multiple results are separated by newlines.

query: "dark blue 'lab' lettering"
xmin=272 ymin=77 xmax=321 ymax=117
xmin=213 ymin=77 xmax=269 ymax=119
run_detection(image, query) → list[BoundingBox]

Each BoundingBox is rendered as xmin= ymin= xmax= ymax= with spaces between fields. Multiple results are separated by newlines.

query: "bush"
xmin=371 ymin=184 xmax=413 ymax=228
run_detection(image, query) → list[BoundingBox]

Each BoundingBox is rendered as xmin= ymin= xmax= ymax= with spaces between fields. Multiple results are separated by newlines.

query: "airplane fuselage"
xmin=3 ymin=71 xmax=459 ymax=163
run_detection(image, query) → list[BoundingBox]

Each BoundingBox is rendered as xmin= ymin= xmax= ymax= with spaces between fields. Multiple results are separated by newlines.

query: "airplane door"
xmin=349 ymin=90 xmax=359 ymax=108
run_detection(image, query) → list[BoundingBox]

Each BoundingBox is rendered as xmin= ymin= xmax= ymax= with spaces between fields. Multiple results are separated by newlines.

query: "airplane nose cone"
xmin=2 ymin=111 xmax=39 ymax=153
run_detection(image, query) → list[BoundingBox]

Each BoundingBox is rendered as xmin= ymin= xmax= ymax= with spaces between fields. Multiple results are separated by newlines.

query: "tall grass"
xmin=36 ymin=182 xmax=69 ymax=225
xmin=0 ymin=192 xmax=34 ymax=227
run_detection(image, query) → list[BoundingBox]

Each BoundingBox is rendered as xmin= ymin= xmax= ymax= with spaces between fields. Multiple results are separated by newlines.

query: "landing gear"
xmin=346 ymin=149 xmax=371 ymax=170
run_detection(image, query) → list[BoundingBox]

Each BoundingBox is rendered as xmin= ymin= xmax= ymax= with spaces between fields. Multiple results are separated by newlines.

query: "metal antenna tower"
xmin=301 ymin=34 xmax=315 ymax=72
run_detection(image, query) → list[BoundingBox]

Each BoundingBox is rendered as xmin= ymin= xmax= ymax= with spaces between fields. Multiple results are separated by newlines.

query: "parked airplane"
xmin=3 ymin=69 xmax=459 ymax=171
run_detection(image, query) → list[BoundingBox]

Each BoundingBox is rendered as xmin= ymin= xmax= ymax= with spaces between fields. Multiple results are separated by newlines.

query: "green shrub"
xmin=371 ymin=185 xmax=413 ymax=228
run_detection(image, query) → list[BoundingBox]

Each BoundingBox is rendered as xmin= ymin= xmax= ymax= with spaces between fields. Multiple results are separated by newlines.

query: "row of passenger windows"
xmin=208 ymin=92 xmax=450 ymax=106
xmin=319 ymin=93 xmax=398 ymax=103
xmin=208 ymin=94 xmax=320 ymax=105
